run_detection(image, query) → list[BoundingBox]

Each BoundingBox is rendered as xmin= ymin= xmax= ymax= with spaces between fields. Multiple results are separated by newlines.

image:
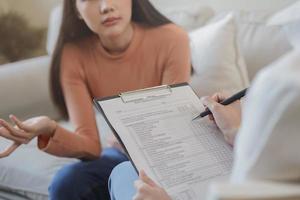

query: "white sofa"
xmin=0 ymin=1 xmax=297 ymax=199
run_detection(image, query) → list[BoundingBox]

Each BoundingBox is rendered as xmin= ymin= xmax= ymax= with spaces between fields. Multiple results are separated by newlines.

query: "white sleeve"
xmin=230 ymin=51 xmax=300 ymax=183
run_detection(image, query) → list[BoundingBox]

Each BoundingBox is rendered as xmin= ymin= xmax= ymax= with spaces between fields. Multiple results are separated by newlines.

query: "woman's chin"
xmin=101 ymin=27 xmax=125 ymax=39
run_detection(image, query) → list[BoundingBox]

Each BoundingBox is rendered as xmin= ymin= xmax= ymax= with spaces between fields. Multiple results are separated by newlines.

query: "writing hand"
xmin=201 ymin=92 xmax=241 ymax=146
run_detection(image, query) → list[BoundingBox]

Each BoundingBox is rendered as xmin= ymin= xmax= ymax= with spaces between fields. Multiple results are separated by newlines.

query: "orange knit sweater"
xmin=38 ymin=23 xmax=191 ymax=159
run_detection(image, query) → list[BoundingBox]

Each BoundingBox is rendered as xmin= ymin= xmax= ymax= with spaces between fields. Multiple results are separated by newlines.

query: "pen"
xmin=192 ymin=88 xmax=248 ymax=120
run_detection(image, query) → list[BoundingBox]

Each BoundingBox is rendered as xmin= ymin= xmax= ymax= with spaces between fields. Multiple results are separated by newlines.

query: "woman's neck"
xmin=99 ymin=24 xmax=134 ymax=55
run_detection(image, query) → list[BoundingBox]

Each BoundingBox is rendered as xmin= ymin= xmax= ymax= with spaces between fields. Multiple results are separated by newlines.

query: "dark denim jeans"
xmin=49 ymin=148 xmax=128 ymax=200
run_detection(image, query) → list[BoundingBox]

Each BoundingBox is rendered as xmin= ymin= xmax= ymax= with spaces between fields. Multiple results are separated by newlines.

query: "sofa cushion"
xmin=189 ymin=14 xmax=249 ymax=97
xmin=268 ymin=1 xmax=300 ymax=48
xmin=0 ymin=136 xmax=77 ymax=198
xmin=46 ymin=5 xmax=62 ymax=55
xmin=212 ymin=11 xmax=292 ymax=80
xmin=158 ymin=5 xmax=214 ymax=31
xmin=0 ymin=56 xmax=61 ymax=121
xmin=268 ymin=1 xmax=300 ymax=25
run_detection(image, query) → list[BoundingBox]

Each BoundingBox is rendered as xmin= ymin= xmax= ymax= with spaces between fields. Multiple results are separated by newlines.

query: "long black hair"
xmin=50 ymin=0 xmax=172 ymax=119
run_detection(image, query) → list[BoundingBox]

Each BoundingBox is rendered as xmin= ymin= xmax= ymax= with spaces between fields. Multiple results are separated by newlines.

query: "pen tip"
xmin=192 ymin=116 xmax=199 ymax=121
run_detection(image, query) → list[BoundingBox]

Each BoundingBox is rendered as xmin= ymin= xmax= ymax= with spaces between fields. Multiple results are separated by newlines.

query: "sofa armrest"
xmin=0 ymin=56 xmax=61 ymax=121
xmin=207 ymin=181 xmax=300 ymax=200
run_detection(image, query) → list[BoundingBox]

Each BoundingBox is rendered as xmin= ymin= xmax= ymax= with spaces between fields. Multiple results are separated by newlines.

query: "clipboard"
xmin=93 ymin=82 xmax=190 ymax=173
xmin=94 ymin=82 xmax=232 ymax=199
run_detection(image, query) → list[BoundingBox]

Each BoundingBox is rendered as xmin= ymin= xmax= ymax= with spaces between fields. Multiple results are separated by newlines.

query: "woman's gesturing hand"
xmin=0 ymin=115 xmax=57 ymax=158
xmin=0 ymin=142 xmax=20 ymax=158
xmin=133 ymin=170 xmax=171 ymax=200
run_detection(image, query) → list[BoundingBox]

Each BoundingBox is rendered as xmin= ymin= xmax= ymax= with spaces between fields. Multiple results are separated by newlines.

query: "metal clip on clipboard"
xmin=119 ymin=85 xmax=172 ymax=103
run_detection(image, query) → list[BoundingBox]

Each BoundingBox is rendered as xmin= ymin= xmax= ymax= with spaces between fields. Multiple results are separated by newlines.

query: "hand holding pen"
xmin=194 ymin=89 xmax=247 ymax=146
xmin=193 ymin=88 xmax=248 ymax=120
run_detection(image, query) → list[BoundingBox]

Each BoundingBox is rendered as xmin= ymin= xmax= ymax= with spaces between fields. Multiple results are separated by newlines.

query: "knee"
xmin=109 ymin=161 xmax=134 ymax=184
xmin=49 ymin=163 xmax=82 ymax=200
xmin=109 ymin=161 xmax=138 ymax=200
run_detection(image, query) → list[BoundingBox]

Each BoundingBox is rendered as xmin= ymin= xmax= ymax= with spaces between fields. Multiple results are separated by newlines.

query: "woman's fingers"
xmin=9 ymin=115 xmax=32 ymax=133
xmin=0 ymin=120 xmax=30 ymax=143
xmin=0 ymin=128 xmax=28 ymax=144
xmin=139 ymin=170 xmax=157 ymax=187
xmin=9 ymin=115 xmax=32 ymax=139
xmin=0 ymin=142 xmax=21 ymax=158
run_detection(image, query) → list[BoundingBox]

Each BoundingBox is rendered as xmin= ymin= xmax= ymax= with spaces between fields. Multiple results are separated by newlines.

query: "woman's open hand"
xmin=133 ymin=170 xmax=171 ymax=200
xmin=0 ymin=115 xmax=56 ymax=158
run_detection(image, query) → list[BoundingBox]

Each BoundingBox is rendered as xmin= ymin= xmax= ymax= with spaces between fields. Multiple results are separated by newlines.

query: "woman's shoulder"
xmin=62 ymin=35 xmax=97 ymax=56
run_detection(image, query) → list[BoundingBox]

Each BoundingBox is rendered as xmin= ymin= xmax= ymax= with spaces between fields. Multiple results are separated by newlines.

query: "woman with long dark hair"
xmin=0 ymin=0 xmax=191 ymax=199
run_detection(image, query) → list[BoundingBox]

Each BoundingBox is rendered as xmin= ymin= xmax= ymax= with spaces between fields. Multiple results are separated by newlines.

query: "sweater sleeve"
xmin=38 ymin=44 xmax=101 ymax=160
xmin=161 ymin=27 xmax=191 ymax=84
